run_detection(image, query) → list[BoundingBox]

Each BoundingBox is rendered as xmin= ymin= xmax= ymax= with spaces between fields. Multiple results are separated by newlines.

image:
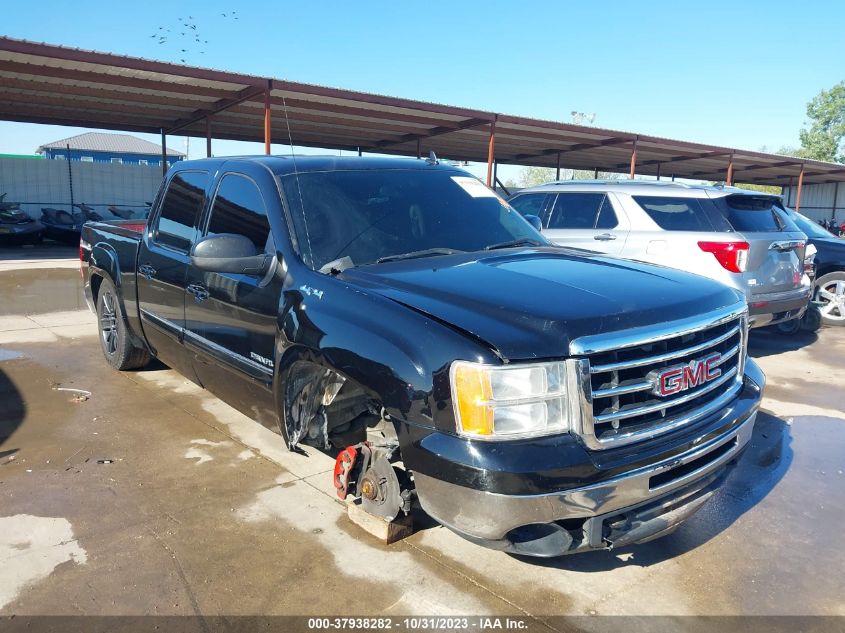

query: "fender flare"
xmin=88 ymin=242 xmax=147 ymax=350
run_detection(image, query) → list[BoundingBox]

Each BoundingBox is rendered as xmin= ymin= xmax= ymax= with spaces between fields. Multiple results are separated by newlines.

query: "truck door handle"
xmin=594 ymin=233 xmax=617 ymax=241
xmin=186 ymin=284 xmax=209 ymax=303
xmin=139 ymin=264 xmax=156 ymax=279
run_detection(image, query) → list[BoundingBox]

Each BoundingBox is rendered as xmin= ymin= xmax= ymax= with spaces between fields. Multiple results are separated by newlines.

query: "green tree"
xmin=797 ymin=81 xmax=845 ymax=163
xmin=507 ymin=166 xmax=621 ymax=189
xmin=726 ymin=182 xmax=782 ymax=195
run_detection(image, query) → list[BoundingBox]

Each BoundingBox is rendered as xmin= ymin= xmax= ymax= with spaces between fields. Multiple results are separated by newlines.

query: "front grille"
xmin=572 ymin=306 xmax=747 ymax=449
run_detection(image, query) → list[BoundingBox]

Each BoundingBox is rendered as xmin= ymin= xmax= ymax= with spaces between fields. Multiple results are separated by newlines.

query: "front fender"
xmin=273 ymin=282 xmax=499 ymax=433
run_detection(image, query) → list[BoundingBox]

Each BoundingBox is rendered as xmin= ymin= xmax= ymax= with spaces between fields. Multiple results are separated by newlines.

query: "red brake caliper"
xmin=333 ymin=445 xmax=359 ymax=499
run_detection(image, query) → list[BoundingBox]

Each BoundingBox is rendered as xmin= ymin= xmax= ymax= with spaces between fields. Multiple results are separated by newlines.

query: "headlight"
xmin=450 ymin=360 xmax=569 ymax=439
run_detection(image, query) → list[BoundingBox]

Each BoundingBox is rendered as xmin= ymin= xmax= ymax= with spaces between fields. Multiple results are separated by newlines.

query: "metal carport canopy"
xmin=2 ymin=35 xmax=845 ymax=193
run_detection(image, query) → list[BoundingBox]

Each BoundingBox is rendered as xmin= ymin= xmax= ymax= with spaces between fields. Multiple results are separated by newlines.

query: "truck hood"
xmin=342 ymin=248 xmax=742 ymax=361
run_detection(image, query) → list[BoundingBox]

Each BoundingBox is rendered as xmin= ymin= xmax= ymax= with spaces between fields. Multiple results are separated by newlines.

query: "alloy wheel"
xmin=100 ymin=292 xmax=118 ymax=355
xmin=817 ymin=280 xmax=845 ymax=322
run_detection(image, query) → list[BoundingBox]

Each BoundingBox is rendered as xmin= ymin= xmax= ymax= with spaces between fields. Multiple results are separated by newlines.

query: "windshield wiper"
xmin=483 ymin=238 xmax=545 ymax=251
xmin=376 ymin=248 xmax=464 ymax=264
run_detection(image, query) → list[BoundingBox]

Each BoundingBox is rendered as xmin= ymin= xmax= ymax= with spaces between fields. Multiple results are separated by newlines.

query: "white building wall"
xmin=782 ymin=182 xmax=845 ymax=223
xmin=0 ymin=158 xmax=163 ymax=220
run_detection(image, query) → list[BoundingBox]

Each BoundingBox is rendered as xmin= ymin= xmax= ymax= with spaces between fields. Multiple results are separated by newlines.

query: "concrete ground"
xmin=1 ymin=244 xmax=844 ymax=623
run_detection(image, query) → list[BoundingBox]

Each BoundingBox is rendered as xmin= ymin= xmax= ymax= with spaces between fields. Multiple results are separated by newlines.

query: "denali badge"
xmin=250 ymin=352 xmax=274 ymax=368
xmin=648 ymin=353 xmax=722 ymax=397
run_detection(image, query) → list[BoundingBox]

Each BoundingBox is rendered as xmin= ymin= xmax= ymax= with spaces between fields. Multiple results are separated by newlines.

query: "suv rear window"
xmin=633 ymin=196 xmax=732 ymax=232
xmin=715 ymin=195 xmax=796 ymax=232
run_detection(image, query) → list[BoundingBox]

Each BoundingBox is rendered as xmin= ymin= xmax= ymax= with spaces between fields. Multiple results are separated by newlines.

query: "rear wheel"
xmin=96 ymin=278 xmax=151 ymax=370
xmin=775 ymin=318 xmax=802 ymax=335
xmin=815 ymin=272 xmax=845 ymax=327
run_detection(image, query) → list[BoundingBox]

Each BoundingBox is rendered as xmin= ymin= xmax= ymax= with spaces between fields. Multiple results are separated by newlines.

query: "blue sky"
xmin=2 ymin=0 xmax=843 ymax=179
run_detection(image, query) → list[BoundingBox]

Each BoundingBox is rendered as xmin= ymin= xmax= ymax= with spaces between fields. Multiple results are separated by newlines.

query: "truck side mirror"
xmin=524 ymin=214 xmax=543 ymax=232
xmin=191 ymin=233 xmax=273 ymax=276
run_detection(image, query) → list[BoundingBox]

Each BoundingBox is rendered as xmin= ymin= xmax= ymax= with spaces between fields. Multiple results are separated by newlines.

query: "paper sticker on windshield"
xmin=451 ymin=176 xmax=497 ymax=198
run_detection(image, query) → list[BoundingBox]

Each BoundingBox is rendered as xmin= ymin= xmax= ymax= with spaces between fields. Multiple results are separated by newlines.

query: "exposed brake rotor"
xmin=332 ymin=442 xmax=413 ymax=522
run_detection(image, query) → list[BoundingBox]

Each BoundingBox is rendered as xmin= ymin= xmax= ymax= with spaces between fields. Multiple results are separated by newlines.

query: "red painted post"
xmin=726 ymin=154 xmax=734 ymax=186
xmin=629 ymin=137 xmax=638 ymax=179
xmin=795 ymin=163 xmax=805 ymax=212
xmin=486 ymin=117 xmax=497 ymax=186
xmin=264 ymin=85 xmax=272 ymax=155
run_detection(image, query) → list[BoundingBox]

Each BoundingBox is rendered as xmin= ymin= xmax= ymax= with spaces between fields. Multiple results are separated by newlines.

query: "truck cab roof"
xmin=171 ymin=155 xmax=460 ymax=178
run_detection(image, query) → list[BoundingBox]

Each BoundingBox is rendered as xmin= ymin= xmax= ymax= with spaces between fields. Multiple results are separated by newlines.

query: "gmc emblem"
xmin=648 ymin=353 xmax=722 ymax=397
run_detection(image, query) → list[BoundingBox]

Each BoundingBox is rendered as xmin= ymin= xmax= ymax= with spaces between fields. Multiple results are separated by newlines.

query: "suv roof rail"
xmin=540 ymin=179 xmax=694 ymax=188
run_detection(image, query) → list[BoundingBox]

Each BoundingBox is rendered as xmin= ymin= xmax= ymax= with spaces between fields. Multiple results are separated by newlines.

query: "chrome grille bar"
xmin=590 ymin=381 xmax=744 ymax=448
xmin=593 ymin=343 xmax=741 ymax=399
xmin=594 ymin=366 xmax=739 ymax=424
xmin=590 ymin=324 xmax=741 ymax=374
xmin=593 ymin=379 xmax=652 ymax=398
xmin=571 ymin=306 xmax=748 ymax=451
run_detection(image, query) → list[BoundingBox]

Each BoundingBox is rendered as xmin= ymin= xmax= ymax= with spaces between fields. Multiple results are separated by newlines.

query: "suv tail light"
xmin=698 ymin=241 xmax=749 ymax=273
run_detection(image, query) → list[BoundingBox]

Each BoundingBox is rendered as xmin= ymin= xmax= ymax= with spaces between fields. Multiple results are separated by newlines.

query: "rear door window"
xmin=508 ymin=193 xmax=548 ymax=219
xmin=595 ymin=196 xmax=619 ymax=229
xmin=632 ymin=196 xmax=732 ymax=232
xmin=548 ymin=193 xmax=608 ymax=229
xmin=206 ymin=173 xmax=271 ymax=253
xmin=155 ymin=171 xmax=209 ymax=251
xmin=716 ymin=195 xmax=797 ymax=232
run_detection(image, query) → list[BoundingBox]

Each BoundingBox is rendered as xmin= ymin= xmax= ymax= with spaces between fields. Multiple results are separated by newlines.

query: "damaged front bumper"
xmin=410 ymin=359 xmax=764 ymax=557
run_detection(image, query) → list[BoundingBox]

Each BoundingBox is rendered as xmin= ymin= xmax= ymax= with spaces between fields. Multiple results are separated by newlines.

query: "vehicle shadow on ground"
xmin=516 ymin=411 xmax=792 ymax=571
xmin=0 ymin=367 xmax=25 ymax=455
xmin=748 ymin=328 xmax=819 ymax=358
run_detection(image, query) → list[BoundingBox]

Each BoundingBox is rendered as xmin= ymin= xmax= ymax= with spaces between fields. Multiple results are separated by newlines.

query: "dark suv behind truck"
xmin=80 ymin=156 xmax=764 ymax=557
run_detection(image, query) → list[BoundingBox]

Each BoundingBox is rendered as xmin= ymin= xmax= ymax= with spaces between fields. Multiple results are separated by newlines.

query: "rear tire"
xmin=96 ymin=278 xmax=151 ymax=370
xmin=776 ymin=318 xmax=801 ymax=335
xmin=815 ymin=272 xmax=845 ymax=327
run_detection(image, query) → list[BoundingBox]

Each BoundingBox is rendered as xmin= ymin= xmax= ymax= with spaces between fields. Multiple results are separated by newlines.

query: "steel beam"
xmin=373 ymin=117 xmax=490 ymax=149
xmin=0 ymin=59 xmax=234 ymax=99
xmin=160 ymin=128 xmax=167 ymax=178
xmin=514 ymin=137 xmax=630 ymax=162
xmin=619 ymin=150 xmax=732 ymax=170
xmin=167 ymin=84 xmax=266 ymax=135
xmin=206 ymin=117 xmax=212 ymax=157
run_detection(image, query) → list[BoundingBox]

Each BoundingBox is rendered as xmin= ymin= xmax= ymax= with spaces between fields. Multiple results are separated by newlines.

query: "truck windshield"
xmin=280 ymin=169 xmax=545 ymax=272
xmin=783 ymin=209 xmax=837 ymax=239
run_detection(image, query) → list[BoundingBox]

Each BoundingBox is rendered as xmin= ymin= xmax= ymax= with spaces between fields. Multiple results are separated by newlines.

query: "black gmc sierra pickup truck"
xmin=81 ymin=156 xmax=765 ymax=557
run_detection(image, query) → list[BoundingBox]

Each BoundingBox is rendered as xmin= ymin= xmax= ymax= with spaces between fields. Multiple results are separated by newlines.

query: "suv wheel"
xmin=815 ymin=272 xmax=845 ymax=327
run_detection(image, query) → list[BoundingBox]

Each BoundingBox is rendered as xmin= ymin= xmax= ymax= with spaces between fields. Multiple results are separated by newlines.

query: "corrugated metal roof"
xmin=36 ymin=131 xmax=184 ymax=156
xmin=1 ymin=36 xmax=844 ymax=186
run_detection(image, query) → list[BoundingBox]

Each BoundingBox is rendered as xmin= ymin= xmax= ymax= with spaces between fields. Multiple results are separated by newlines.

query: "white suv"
xmin=509 ymin=180 xmax=811 ymax=328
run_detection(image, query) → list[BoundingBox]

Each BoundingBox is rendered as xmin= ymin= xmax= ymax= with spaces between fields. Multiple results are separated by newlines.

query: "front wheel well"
xmin=281 ymin=360 xmax=389 ymax=451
